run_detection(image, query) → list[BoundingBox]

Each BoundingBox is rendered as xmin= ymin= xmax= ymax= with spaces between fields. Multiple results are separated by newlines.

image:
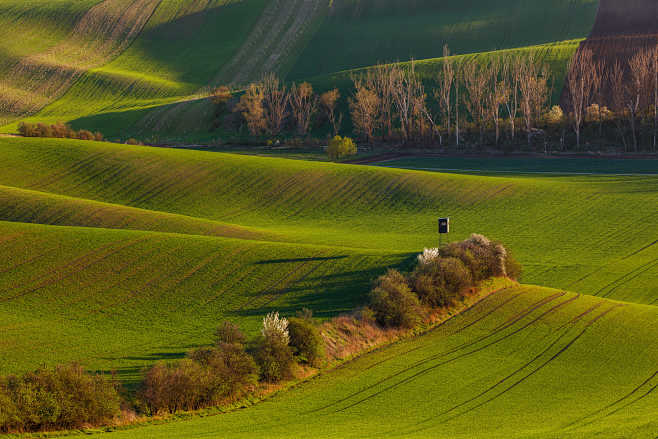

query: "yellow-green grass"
xmin=0 ymin=184 xmax=282 ymax=242
xmin=56 ymin=285 xmax=658 ymax=438
xmin=0 ymin=136 xmax=656 ymax=306
xmin=288 ymin=0 xmax=598 ymax=79
xmin=0 ymin=0 xmax=101 ymax=74
xmin=1 ymin=0 xmax=268 ymax=139
xmin=0 ymin=219 xmax=407 ymax=381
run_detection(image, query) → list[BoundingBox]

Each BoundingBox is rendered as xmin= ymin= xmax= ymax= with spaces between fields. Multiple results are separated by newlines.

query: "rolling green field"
xmin=56 ymin=285 xmax=658 ymax=439
xmin=0 ymin=136 xmax=656 ymax=384
xmin=0 ymin=1 xmax=656 ymax=438
xmin=289 ymin=0 xmax=599 ymax=79
xmin=0 ymin=0 xmax=601 ymax=143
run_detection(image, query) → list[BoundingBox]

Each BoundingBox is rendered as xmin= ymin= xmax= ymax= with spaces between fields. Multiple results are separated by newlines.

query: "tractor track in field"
xmin=402 ymin=303 xmax=626 ymax=435
xmin=433 ymin=303 xmax=623 ymax=419
xmin=310 ymin=291 xmax=574 ymax=414
xmin=594 ymin=258 xmax=658 ymax=298
xmin=563 ymin=370 xmax=658 ymax=429
xmin=0 ymin=248 xmax=53 ymax=276
xmin=358 ymin=288 xmax=525 ymax=374
xmin=332 ymin=293 xmax=585 ymax=414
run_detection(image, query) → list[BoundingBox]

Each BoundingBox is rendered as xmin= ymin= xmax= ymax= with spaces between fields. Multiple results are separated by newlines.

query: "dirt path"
xmin=0 ymin=0 xmax=162 ymax=124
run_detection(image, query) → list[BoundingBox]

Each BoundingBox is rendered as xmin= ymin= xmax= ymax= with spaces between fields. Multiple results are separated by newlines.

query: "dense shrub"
xmin=288 ymin=317 xmax=324 ymax=367
xmin=17 ymin=122 xmax=104 ymax=142
xmin=255 ymin=312 xmax=294 ymax=382
xmin=0 ymin=364 xmax=120 ymax=433
xmin=215 ymin=321 xmax=247 ymax=346
xmin=327 ymin=135 xmax=357 ymax=160
xmin=505 ymin=253 xmax=522 ymax=281
xmin=141 ymin=360 xmax=206 ymax=414
xmin=255 ymin=336 xmax=295 ymax=383
xmin=189 ymin=345 xmax=258 ymax=403
xmin=143 ymin=319 xmax=258 ymax=415
xmin=439 ymin=234 xmax=513 ymax=282
xmin=368 ymin=269 xmax=421 ymax=328
xmin=412 ymin=257 xmax=472 ymax=307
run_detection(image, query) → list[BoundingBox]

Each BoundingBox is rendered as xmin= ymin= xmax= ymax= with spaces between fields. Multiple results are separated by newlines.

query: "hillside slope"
xmin=289 ymin=0 xmax=599 ymax=79
xmin=0 ymin=219 xmax=404 ymax=379
xmin=0 ymin=137 xmax=656 ymax=306
xmin=57 ymin=284 xmax=658 ymax=438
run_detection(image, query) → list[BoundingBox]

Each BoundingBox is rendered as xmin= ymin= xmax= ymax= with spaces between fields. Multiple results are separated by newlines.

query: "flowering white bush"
xmin=417 ymin=248 xmax=440 ymax=266
xmin=262 ymin=311 xmax=289 ymax=344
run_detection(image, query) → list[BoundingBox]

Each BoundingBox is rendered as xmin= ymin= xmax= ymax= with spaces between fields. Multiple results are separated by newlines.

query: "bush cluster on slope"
xmin=1 ymin=235 xmax=520 ymax=430
xmin=368 ymin=234 xmax=520 ymax=328
xmin=18 ymin=122 xmax=103 ymax=142
xmin=0 ymin=364 xmax=120 ymax=433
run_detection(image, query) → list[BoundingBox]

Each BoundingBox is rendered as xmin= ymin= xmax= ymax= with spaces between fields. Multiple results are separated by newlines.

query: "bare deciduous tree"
xmin=485 ymin=58 xmax=510 ymax=147
xmin=609 ymin=61 xmax=629 ymax=151
xmin=262 ymin=73 xmax=288 ymax=136
xmin=349 ymin=76 xmax=380 ymax=143
xmin=463 ymin=59 xmax=488 ymax=147
xmin=370 ymin=64 xmax=396 ymax=140
xmin=290 ymin=82 xmax=318 ymax=136
xmin=503 ymin=55 xmax=522 ymax=143
xmin=234 ymin=83 xmax=266 ymax=136
xmin=391 ymin=61 xmax=425 ymax=143
xmin=565 ymin=48 xmax=596 ymax=149
xmin=320 ymin=88 xmax=342 ymax=136
xmin=436 ymin=45 xmax=455 ymax=145
xmin=627 ymin=49 xmax=651 ymax=151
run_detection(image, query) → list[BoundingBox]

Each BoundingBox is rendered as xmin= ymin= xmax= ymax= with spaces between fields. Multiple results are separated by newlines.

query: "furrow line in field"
xmin=436 ymin=304 xmax=626 ymax=424
xmin=333 ymin=294 xmax=585 ymax=414
xmin=359 ymin=287 xmax=520 ymax=374
xmin=311 ymin=292 xmax=573 ymax=413
xmin=562 ymin=370 xmax=658 ymax=429
xmin=25 ymin=152 xmax=108 ymax=190
xmin=400 ymin=304 xmax=626 ymax=436
xmin=0 ymin=238 xmax=127 ymax=294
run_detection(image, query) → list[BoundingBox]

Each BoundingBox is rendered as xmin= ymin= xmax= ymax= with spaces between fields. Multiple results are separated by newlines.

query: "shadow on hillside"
xmin=231 ymin=252 xmax=417 ymax=319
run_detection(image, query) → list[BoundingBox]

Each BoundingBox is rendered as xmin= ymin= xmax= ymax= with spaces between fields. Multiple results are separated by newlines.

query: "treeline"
xmin=0 ymin=235 xmax=519 ymax=433
xmin=18 ymin=122 xmax=104 ymax=142
xmin=225 ymin=45 xmax=658 ymax=152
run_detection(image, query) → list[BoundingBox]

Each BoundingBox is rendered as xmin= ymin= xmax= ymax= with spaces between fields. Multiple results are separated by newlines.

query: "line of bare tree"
xmin=224 ymin=44 xmax=658 ymax=153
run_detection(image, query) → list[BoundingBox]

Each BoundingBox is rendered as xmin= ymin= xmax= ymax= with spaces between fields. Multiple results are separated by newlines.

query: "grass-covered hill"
xmin=1 ymin=137 xmax=656 ymax=305
xmin=0 ymin=0 xmax=601 ymax=142
xmin=0 ymin=136 xmax=656 ymax=385
xmin=56 ymin=284 xmax=658 ymax=439
xmin=289 ymin=0 xmax=599 ymax=80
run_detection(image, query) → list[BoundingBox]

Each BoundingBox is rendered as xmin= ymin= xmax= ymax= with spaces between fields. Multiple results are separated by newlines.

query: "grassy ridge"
xmin=289 ymin=0 xmax=599 ymax=79
xmin=0 ymin=0 xmax=268 ymax=138
xmin=0 ymin=184 xmax=281 ymax=241
xmin=56 ymin=285 xmax=658 ymax=438
xmin=0 ymin=0 xmax=101 ymax=74
xmin=0 ymin=219 xmax=406 ymax=380
xmin=0 ymin=137 xmax=656 ymax=305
